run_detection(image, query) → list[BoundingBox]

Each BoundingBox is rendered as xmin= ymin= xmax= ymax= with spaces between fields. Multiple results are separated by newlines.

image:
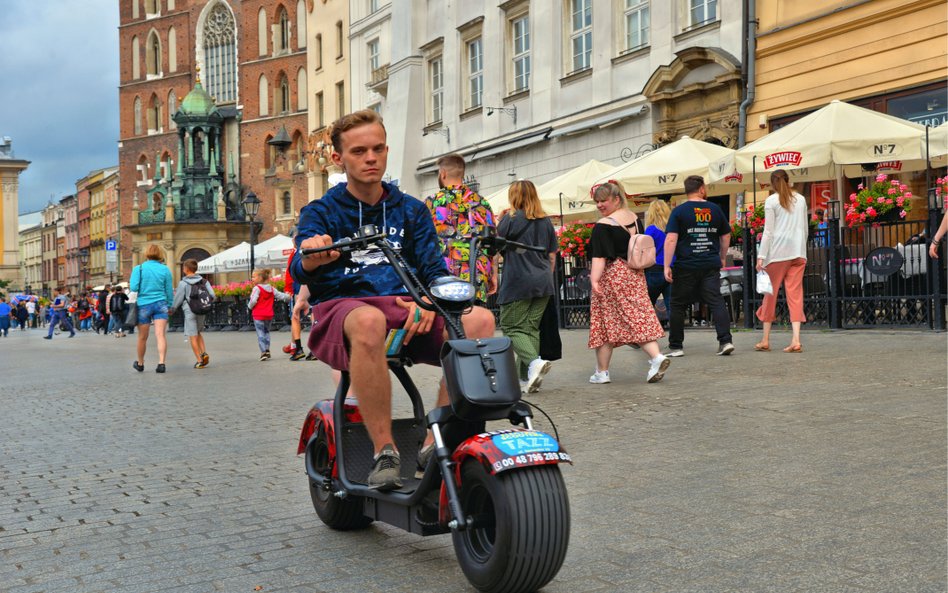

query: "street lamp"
xmin=242 ymin=192 xmax=261 ymax=277
xmin=78 ymin=248 xmax=90 ymax=293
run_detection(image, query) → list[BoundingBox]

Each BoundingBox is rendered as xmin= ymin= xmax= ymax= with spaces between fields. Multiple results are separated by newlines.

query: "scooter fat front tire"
xmin=452 ymin=461 xmax=570 ymax=593
xmin=307 ymin=429 xmax=372 ymax=531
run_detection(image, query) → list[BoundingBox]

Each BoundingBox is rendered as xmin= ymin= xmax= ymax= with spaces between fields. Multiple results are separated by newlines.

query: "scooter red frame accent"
xmin=438 ymin=428 xmax=571 ymax=526
xmin=297 ymin=399 xmax=363 ymax=460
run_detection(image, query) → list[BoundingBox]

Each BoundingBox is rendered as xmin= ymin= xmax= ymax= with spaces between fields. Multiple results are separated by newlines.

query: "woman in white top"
xmin=755 ymin=169 xmax=809 ymax=353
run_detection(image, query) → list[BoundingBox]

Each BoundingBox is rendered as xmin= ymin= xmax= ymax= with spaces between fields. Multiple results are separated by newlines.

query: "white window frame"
xmin=569 ymin=0 xmax=592 ymax=73
xmin=466 ymin=37 xmax=483 ymax=110
xmin=689 ymin=0 xmax=717 ymax=28
xmin=428 ymin=55 xmax=444 ymax=124
xmin=624 ymin=0 xmax=649 ymax=52
xmin=510 ymin=14 xmax=530 ymax=94
xmin=368 ymin=38 xmax=380 ymax=75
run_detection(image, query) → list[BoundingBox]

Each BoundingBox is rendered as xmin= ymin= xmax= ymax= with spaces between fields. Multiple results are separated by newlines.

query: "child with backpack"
xmin=247 ymin=269 xmax=291 ymax=361
xmin=171 ymin=259 xmax=216 ymax=369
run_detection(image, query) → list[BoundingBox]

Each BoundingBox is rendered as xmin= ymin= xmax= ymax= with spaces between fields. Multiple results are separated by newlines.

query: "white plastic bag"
xmin=756 ymin=270 xmax=773 ymax=295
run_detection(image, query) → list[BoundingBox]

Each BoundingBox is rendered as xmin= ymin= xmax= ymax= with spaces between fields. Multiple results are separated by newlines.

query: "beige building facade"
xmin=745 ymin=0 xmax=947 ymax=216
xmin=0 ymin=138 xmax=30 ymax=288
xmin=19 ymin=219 xmax=43 ymax=294
xmin=305 ymin=0 xmax=350 ymax=201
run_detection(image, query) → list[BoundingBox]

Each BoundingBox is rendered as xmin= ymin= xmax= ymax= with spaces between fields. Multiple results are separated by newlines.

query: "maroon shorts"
xmin=307 ymin=296 xmax=446 ymax=371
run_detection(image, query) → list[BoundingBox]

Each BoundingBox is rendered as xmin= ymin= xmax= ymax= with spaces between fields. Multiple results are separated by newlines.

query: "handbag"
xmin=440 ymin=337 xmax=521 ymax=421
xmin=756 ymin=270 xmax=774 ymax=295
xmin=124 ymin=265 xmax=141 ymax=326
xmin=608 ymin=217 xmax=656 ymax=270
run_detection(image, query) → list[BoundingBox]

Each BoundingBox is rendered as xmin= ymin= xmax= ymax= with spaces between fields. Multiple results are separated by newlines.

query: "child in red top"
xmin=247 ymin=269 xmax=291 ymax=361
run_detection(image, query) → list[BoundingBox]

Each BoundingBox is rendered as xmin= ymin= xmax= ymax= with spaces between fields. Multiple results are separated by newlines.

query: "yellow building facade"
xmin=746 ymin=0 xmax=947 ymax=215
xmin=305 ymin=0 xmax=350 ymax=202
xmin=86 ymin=168 xmax=109 ymax=287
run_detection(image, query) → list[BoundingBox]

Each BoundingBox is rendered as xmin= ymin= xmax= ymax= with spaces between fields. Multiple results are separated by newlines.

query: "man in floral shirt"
xmin=424 ymin=153 xmax=496 ymax=302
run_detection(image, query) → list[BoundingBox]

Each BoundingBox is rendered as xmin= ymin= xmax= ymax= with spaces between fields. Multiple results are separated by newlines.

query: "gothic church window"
xmin=168 ymin=91 xmax=177 ymax=130
xmin=282 ymin=191 xmax=292 ymax=216
xmin=278 ymin=7 xmax=290 ymax=53
xmin=277 ymin=74 xmax=290 ymax=114
xmin=146 ymin=30 xmax=162 ymax=76
xmin=201 ymin=2 xmax=237 ymax=104
xmin=131 ymin=36 xmax=140 ymax=79
xmin=134 ymin=97 xmax=143 ymax=135
xmin=259 ymin=75 xmax=270 ymax=117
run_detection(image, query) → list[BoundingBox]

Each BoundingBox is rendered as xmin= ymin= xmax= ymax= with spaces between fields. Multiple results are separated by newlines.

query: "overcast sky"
xmin=0 ymin=0 xmax=119 ymax=214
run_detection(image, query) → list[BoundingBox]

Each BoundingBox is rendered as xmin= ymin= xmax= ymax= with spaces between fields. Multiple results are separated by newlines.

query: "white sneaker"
xmin=647 ymin=355 xmax=671 ymax=383
xmin=525 ymin=358 xmax=552 ymax=393
xmin=589 ymin=369 xmax=611 ymax=384
xmin=666 ymin=349 xmax=684 ymax=357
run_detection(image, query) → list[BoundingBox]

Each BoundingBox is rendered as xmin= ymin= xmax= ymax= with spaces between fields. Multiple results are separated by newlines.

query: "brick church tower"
xmin=117 ymin=0 xmax=309 ymax=278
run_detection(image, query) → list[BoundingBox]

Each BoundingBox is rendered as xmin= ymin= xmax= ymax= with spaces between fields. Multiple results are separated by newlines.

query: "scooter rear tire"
xmin=453 ymin=461 xmax=570 ymax=593
xmin=307 ymin=429 xmax=372 ymax=531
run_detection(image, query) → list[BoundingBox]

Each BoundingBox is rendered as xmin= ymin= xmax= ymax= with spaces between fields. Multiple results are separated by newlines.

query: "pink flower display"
xmin=844 ymin=173 xmax=912 ymax=227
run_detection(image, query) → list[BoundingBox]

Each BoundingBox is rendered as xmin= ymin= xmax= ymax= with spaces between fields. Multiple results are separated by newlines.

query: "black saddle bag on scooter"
xmin=441 ymin=337 xmax=521 ymax=421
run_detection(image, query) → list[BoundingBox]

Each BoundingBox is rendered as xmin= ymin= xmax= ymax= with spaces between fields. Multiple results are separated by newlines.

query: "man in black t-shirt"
xmin=663 ymin=175 xmax=734 ymax=357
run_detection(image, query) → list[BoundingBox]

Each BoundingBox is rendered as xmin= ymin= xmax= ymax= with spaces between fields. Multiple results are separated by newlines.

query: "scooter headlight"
xmin=429 ymin=276 xmax=475 ymax=302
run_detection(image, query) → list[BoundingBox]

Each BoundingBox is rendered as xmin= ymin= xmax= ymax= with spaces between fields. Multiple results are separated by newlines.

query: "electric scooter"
xmin=297 ymin=225 xmax=571 ymax=593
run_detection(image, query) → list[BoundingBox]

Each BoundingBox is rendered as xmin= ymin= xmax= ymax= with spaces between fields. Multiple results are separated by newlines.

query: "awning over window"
xmin=549 ymin=104 xmax=649 ymax=138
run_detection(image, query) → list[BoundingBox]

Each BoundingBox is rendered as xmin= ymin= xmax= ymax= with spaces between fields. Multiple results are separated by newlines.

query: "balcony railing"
xmin=368 ymin=64 xmax=390 ymax=92
xmin=138 ymin=209 xmax=165 ymax=224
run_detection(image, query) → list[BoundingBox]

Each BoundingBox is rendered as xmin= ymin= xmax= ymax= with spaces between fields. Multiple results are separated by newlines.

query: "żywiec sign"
xmin=763 ymin=151 xmax=803 ymax=169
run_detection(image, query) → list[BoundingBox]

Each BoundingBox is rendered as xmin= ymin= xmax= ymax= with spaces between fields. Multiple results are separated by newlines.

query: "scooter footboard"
xmin=453 ymin=428 xmax=571 ymax=475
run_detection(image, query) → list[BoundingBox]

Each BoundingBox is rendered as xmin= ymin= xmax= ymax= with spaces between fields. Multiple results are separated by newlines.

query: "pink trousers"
xmin=756 ymin=257 xmax=807 ymax=323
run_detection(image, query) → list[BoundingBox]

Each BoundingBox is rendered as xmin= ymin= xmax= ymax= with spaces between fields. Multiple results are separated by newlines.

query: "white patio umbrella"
xmin=733 ymin=100 xmax=929 ymax=184
xmin=486 ymin=159 xmax=616 ymax=218
xmin=254 ymin=234 xmax=294 ymax=268
xmin=197 ymin=242 xmax=249 ymax=274
xmin=581 ymin=136 xmax=750 ymax=198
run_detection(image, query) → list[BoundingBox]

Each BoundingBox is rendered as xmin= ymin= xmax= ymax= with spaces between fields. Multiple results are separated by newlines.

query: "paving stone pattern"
xmin=0 ymin=327 xmax=945 ymax=593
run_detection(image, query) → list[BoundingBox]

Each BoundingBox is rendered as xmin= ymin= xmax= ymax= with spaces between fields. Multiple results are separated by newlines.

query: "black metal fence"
xmin=740 ymin=194 xmax=946 ymax=330
xmin=171 ymin=194 xmax=947 ymax=334
xmin=168 ymin=299 xmax=304 ymax=333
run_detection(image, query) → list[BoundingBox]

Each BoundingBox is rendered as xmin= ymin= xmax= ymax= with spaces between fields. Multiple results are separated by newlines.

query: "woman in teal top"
xmin=129 ymin=244 xmax=174 ymax=373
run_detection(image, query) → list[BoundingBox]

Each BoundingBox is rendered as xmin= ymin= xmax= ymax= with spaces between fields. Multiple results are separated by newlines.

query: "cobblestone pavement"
xmin=0 ymin=326 xmax=945 ymax=593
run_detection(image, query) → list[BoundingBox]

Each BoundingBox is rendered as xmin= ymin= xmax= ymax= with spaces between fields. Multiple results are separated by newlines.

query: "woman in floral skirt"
xmin=588 ymin=182 xmax=670 ymax=384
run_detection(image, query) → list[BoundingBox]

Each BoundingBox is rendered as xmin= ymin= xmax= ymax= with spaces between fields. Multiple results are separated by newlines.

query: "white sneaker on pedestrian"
xmin=666 ymin=349 xmax=684 ymax=357
xmin=525 ymin=358 xmax=552 ymax=393
xmin=589 ymin=369 xmax=611 ymax=384
xmin=647 ymin=355 xmax=671 ymax=383
xmin=717 ymin=342 xmax=735 ymax=356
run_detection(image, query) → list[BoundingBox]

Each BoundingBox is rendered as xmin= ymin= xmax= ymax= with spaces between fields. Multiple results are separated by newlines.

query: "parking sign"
xmin=106 ymin=240 xmax=117 ymax=251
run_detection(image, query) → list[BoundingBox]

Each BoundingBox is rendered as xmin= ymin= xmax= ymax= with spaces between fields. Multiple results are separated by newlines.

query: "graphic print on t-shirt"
xmin=667 ymin=201 xmax=730 ymax=270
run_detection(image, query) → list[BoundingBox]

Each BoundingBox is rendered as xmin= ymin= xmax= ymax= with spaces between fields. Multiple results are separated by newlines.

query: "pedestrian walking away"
xmin=44 ymin=288 xmax=76 ymax=339
xmin=129 ymin=244 xmax=174 ymax=373
xmin=96 ymin=284 xmax=111 ymax=334
xmin=107 ymin=286 xmax=129 ymax=337
xmin=587 ymin=181 xmax=670 ymax=384
xmin=170 ymin=259 xmax=216 ymax=368
xmin=247 ymin=268 xmax=292 ymax=361
xmin=755 ymin=169 xmax=808 ymax=353
xmin=663 ymin=175 xmax=735 ymax=357
xmin=644 ymin=199 xmax=674 ymax=326
xmin=0 ymin=297 xmax=11 ymax=337
xmin=424 ymin=152 xmax=497 ymax=303
xmin=493 ymin=180 xmax=558 ymax=393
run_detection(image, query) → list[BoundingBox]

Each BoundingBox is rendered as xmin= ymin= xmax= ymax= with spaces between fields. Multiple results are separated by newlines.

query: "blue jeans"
xmin=108 ymin=314 xmax=124 ymax=333
xmin=254 ymin=319 xmax=271 ymax=353
xmin=47 ymin=311 xmax=74 ymax=337
xmin=0 ymin=317 xmax=9 ymax=336
xmin=137 ymin=301 xmax=169 ymax=325
xmin=645 ymin=269 xmax=672 ymax=320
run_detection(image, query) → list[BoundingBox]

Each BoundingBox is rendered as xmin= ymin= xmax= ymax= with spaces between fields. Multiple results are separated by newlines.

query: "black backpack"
xmin=187 ymin=279 xmax=214 ymax=315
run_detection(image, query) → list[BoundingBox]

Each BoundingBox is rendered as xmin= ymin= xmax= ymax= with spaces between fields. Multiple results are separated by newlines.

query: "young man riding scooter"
xmin=291 ymin=110 xmax=495 ymax=491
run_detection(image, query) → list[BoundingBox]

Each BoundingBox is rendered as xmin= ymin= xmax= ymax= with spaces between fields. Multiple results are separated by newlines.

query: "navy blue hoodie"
xmin=291 ymin=181 xmax=449 ymax=304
